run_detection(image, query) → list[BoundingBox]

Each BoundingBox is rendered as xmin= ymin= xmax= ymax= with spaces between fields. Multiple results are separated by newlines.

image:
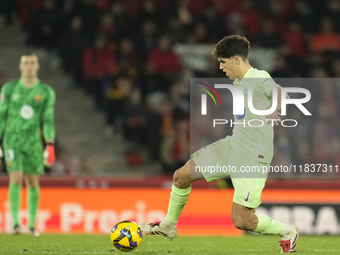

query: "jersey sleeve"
xmin=257 ymin=71 xmax=281 ymax=98
xmin=0 ymin=84 xmax=10 ymax=139
xmin=42 ymin=87 xmax=56 ymax=141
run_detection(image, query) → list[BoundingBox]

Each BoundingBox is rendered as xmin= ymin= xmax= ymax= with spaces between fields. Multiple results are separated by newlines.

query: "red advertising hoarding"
xmin=0 ymin=188 xmax=339 ymax=235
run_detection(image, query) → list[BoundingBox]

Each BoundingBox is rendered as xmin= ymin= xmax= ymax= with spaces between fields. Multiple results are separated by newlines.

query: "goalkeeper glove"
xmin=43 ymin=143 xmax=55 ymax=166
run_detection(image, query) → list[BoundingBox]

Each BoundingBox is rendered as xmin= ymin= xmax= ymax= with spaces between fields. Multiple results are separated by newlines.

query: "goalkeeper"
xmin=0 ymin=52 xmax=56 ymax=236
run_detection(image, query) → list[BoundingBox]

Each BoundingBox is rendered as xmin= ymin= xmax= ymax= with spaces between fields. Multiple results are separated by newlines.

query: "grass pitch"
xmin=0 ymin=234 xmax=338 ymax=255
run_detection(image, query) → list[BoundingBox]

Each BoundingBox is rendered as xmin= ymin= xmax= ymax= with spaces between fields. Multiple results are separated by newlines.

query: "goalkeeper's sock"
xmin=9 ymin=183 xmax=21 ymax=227
xmin=165 ymin=184 xmax=191 ymax=224
xmin=253 ymin=215 xmax=285 ymax=235
xmin=28 ymin=187 xmax=40 ymax=229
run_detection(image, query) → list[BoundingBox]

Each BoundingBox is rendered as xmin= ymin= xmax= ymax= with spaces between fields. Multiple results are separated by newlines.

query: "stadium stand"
xmin=1 ymin=0 xmax=340 ymax=179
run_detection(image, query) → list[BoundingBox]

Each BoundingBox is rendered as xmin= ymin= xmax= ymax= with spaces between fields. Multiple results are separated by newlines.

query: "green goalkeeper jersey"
xmin=0 ymin=79 xmax=55 ymax=151
xmin=230 ymin=67 xmax=280 ymax=164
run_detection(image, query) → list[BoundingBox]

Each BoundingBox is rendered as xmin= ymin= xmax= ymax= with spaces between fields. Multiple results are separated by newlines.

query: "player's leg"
xmin=231 ymin=165 xmax=299 ymax=253
xmin=24 ymin=173 xmax=40 ymax=236
xmin=140 ymin=138 xmax=229 ymax=239
xmin=8 ymin=171 xmax=23 ymax=234
xmin=167 ymin=158 xmax=203 ymax=221
xmin=24 ymin=147 xmax=44 ymax=236
xmin=4 ymin=147 xmax=23 ymax=234
xmin=140 ymin=159 xmax=204 ymax=239
xmin=232 ymin=201 xmax=299 ymax=253
xmin=232 ymin=202 xmax=287 ymax=232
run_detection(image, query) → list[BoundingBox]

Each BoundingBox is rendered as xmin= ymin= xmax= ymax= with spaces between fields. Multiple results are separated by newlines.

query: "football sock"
xmin=28 ymin=187 xmax=39 ymax=229
xmin=165 ymin=184 xmax=191 ymax=224
xmin=9 ymin=183 xmax=21 ymax=227
xmin=162 ymin=218 xmax=177 ymax=228
xmin=281 ymin=224 xmax=294 ymax=239
xmin=254 ymin=215 xmax=285 ymax=236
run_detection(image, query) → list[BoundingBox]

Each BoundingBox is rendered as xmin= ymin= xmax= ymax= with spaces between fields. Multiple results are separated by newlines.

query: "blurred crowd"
xmin=1 ymin=0 xmax=340 ymax=176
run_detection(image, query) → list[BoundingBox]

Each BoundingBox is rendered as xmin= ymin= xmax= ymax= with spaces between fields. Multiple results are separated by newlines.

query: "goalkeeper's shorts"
xmin=3 ymin=145 xmax=45 ymax=175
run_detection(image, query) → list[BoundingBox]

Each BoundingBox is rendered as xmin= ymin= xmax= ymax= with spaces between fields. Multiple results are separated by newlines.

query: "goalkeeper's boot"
xmin=12 ymin=224 xmax=20 ymax=235
xmin=29 ymin=228 xmax=40 ymax=237
xmin=140 ymin=220 xmax=177 ymax=240
xmin=280 ymin=225 xmax=299 ymax=253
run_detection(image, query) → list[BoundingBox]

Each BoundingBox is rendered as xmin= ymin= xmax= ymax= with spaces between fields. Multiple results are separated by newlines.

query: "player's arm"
xmin=0 ymin=84 xmax=9 ymax=139
xmin=266 ymin=87 xmax=290 ymax=125
xmin=42 ymin=88 xmax=56 ymax=166
xmin=0 ymin=84 xmax=9 ymax=160
xmin=270 ymin=87 xmax=290 ymax=111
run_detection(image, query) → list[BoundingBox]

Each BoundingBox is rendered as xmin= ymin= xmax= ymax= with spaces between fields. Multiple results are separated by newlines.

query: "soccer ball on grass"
xmin=110 ymin=220 xmax=143 ymax=252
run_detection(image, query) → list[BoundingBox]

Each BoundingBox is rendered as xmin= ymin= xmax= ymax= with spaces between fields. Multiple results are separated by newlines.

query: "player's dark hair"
xmin=21 ymin=51 xmax=37 ymax=57
xmin=211 ymin=35 xmax=250 ymax=60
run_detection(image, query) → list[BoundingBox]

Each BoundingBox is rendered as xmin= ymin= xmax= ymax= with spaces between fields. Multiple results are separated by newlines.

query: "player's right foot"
xmin=29 ymin=228 xmax=40 ymax=237
xmin=12 ymin=225 xmax=20 ymax=235
xmin=140 ymin=221 xmax=177 ymax=240
xmin=280 ymin=225 xmax=299 ymax=253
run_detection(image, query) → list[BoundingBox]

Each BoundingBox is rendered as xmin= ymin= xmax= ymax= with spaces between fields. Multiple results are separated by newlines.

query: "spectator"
xmin=257 ymin=18 xmax=282 ymax=48
xmin=138 ymin=61 xmax=170 ymax=97
xmin=186 ymin=23 xmax=209 ymax=44
xmin=284 ymin=21 xmax=306 ymax=58
xmin=0 ymin=0 xmax=16 ymax=26
xmin=82 ymin=35 xmax=115 ymax=109
xmin=310 ymin=18 xmax=340 ymax=53
xmin=168 ymin=81 xmax=189 ymax=116
xmin=25 ymin=0 xmax=63 ymax=49
xmin=159 ymin=98 xmax=175 ymax=137
xmin=17 ymin=0 xmax=43 ymax=26
xmin=198 ymin=6 xmax=225 ymax=42
xmin=325 ymin=0 xmax=340 ymax=32
xmin=148 ymin=35 xmax=181 ymax=76
xmin=134 ymin=20 xmax=158 ymax=61
xmin=160 ymin=118 xmax=189 ymax=174
xmin=138 ymin=0 xmax=162 ymax=26
xmin=289 ymin=0 xmax=316 ymax=33
xmin=73 ymin=0 xmax=100 ymax=39
xmin=109 ymin=1 xmax=132 ymax=39
xmin=239 ymin=0 xmax=261 ymax=37
xmin=98 ymin=13 xmax=116 ymax=41
xmin=331 ymin=58 xmax=340 ymax=77
xmin=60 ymin=15 xmax=89 ymax=87
xmin=268 ymin=0 xmax=290 ymax=36
xmin=104 ymin=75 xmax=133 ymax=134
xmin=270 ymin=56 xmax=294 ymax=78
xmin=122 ymin=89 xmax=147 ymax=149
xmin=116 ymin=38 xmax=138 ymax=65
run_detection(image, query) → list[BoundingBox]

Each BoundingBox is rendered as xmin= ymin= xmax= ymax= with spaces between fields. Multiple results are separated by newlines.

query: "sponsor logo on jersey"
xmin=6 ymin=161 xmax=12 ymax=167
xmin=37 ymin=166 xmax=44 ymax=173
xmin=20 ymin=105 xmax=34 ymax=119
xmin=5 ymin=149 xmax=14 ymax=161
xmin=12 ymin=94 xmax=20 ymax=100
xmin=34 ymin=94 xmax=42 ymax=102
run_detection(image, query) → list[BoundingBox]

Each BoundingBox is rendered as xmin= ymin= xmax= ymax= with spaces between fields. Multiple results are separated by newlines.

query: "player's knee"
xmin=9 ymin=180 xmax=22 ymax=185
xmin=232 ymin=216 xmax=251 ymax=230
xmin=9 ymin=172 xmax=23 ymax=185
xmin=173 ymin=168 xmax=190 ymax=188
